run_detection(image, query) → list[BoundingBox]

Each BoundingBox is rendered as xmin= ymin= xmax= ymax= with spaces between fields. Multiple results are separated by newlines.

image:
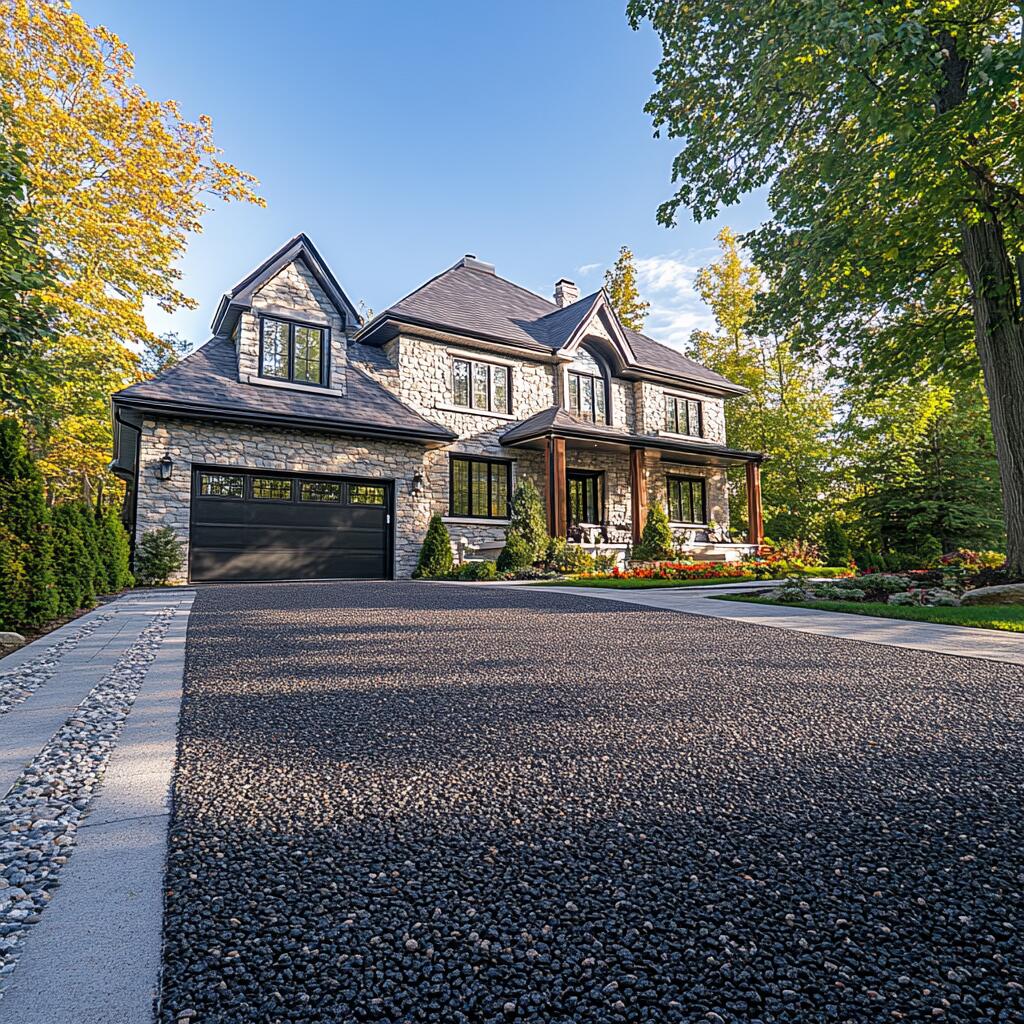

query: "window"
xmin=259 ymin=317 xmax=327 ymax=386
xmin=348 ymin=484 xmax=386 ymax=505
xmin=451 ymin=358 xmax=511 ymax=413
xmin=567 ymin=470 xmax=603 ymax=525
xmin=566 ymin=347 xmax=608 ymax=423
xmin=667 ymin=475 xmax=707 ymax=524
xmin=251 ymin=476 xmax=293 ymax=500
xmin=199 ymin=472 xmax=244 ymax=498
xmin=299 ymin=480 xmax=341 ymax=502
xmin=449 ymin=456 xmax=511 ymax=518
xmin=663 ymin=394 xmax=703 ymax=437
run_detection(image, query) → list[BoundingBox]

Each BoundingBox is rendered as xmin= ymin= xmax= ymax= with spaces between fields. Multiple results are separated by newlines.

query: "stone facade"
xmin=132 ymin=251 xmax=746 ymax=581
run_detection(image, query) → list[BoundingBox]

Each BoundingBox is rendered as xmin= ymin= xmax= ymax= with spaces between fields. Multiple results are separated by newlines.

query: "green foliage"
xmin=0 ymin=526 xmax=29 ymax=631
xmin=50 ymin=502 xmax=90 ymax=613
xmin=544 ymin=536 xmax=568 ymax=570
xmin=543 ymin=536 xmax=595 ymax=574
xmin=628 ymin=0 xmax=1024 ymax=572
xmin=496 ymin=529 xmax=535 ymax=572
xmin=632 ymin=503 xmax=675 ymax=561
xmin=99 ymin=510 xmax=133 ymax=591
xmin=134 ymin=527 xmax=185 ymax=586
xmin=70 ymin=502 xmax=104 ymax=598
xmin=413 ymin=515 xmax=453 ymax=579
xmin=507 ymin=479 xmax=548 ymax=562
xmin=822 ymin=520 xmax=851 ymax=566
xmin=604 ymin=245 xmax=650 ymax=331
xmin=450 ymin=560 xmax=498 ymax=582
xmin=916 ymin=534 xmax=944 ymax=568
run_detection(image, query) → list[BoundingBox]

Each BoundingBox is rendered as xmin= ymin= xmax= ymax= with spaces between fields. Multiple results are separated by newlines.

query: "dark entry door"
xmin=189 ymin=467 xmax=390 ymax=582
xmin=566 ymin=470 xmax=603 ymax=526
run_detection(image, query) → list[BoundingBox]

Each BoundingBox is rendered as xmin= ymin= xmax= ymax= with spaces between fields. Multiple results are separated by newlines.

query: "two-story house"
xmin=110 ymin=234 xmax=764 ymax=583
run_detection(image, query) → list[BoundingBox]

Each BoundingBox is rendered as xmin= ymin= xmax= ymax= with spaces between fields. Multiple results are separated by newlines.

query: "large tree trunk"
xmin=958 ymin=214 xmax=1024 ymax=575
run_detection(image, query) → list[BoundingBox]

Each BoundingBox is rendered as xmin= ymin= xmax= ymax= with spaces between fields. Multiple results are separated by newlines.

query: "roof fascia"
xmin=556 ymin=292 xmax=637 ymax=369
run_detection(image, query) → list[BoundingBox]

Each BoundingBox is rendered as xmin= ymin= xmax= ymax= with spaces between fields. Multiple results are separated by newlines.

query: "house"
xmin=110 ymin=234 xmax=764 ymax=583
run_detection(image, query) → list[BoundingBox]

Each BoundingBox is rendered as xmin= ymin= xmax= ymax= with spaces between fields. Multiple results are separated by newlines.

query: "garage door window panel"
xmin=251 ymin=476 xmax=293 ymax=501
xmin=348 ymin=483 xmax=386 ymax=505
xmin=300 ymin=480 xmax=342 ymax=502
xmin=199 ymin=472 xmax=244 ymax=498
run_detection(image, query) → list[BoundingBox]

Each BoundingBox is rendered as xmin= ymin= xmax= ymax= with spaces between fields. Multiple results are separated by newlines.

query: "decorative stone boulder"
xmin=960 ymin=583 xmax=1024 ymax=606
xmin=0 ymin=631 xmax=26 ymax=646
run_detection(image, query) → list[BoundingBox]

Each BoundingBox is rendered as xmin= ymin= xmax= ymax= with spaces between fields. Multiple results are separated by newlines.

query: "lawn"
xmin=716 ymin=594 xmax=1024 ymax=632
xmin=534 ymin=575 xmax=759 ymax=589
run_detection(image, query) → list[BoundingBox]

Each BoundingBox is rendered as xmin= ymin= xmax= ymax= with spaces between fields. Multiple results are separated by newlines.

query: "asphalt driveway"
xmin=160 ymin=582 xmax=1024 ymax=1024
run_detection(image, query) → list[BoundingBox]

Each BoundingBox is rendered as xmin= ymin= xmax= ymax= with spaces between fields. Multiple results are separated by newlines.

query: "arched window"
xmin=566 ymin=346 xmax=609 ymax=423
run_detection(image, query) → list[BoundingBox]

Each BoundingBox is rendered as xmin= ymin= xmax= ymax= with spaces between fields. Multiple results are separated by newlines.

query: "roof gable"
xmin=211 ymin=233 xmax=360 ymax=336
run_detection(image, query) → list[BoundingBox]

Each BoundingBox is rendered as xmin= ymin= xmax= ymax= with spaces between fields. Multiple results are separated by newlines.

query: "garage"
xmin=189 ymin=467 xmax=391 ymax=583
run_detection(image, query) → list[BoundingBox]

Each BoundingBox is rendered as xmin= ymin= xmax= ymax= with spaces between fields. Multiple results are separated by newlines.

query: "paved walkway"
xmin=0 ymin=590 xmax=194 ymax=1024
xmin=502 ymin=583 xmax=1024 ymax=665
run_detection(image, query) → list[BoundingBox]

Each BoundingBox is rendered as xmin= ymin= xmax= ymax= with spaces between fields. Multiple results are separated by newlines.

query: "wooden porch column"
xmin=546 ymin=436 xmax=567 ymax=537
xmin=629 ymin=446 xmax=647 ymax=543
xmin=746 ymin=460 xmax=764 ymax=545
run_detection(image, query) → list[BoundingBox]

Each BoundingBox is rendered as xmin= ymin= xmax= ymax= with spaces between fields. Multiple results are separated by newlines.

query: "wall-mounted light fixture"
xmin=411 ymin=469 xmax=424 ymax=496
xmin=156 ymin=454 xmax=174 ymax=481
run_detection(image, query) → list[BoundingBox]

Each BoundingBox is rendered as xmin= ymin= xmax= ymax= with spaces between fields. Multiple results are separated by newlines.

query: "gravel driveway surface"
xmin=160 ymin=582 xmax=1024 ymax=1024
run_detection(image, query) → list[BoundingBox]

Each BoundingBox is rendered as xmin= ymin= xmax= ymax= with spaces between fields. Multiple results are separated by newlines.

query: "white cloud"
xmin=633 ymin=249 xmax=717 ymax=348
xmin=576 ymin=261 xmax=602 ymax=276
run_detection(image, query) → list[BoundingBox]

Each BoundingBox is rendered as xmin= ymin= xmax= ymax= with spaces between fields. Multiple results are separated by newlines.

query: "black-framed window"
xmin=452 ymin=357 xmax=511 ymax=413
xmin=663 ymin=394 xmax=703 ymax=437
xmin=667 ymin=475 xmax=707 ymax=524
xmin=567 ymin=469 xmax=604 ymax=526
xmin=449 ymin=455 xmax=511 ymax=518
xmin=566 ymin=347 xmax=608 ymax=423
xmin=349 ymin=483 xmax=386 ymax=505
xmin=199 ymin=472 xmax=244 ymax=498
xmin=251 ymin=476 xmax=293 ymax=500
xmin=299 ymin=480 xmax=342 ymax=503
xmin=259 ymin=316 xmax=328 ymax=386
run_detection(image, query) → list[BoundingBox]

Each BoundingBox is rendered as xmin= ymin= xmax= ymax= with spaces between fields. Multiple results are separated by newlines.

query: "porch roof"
xmin=500 ymin=406 xmax=764 ymax=466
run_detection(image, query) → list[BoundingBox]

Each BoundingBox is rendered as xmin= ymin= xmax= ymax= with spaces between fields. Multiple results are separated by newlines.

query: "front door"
xmin=566 ymin=470 xmax=603 ymax=528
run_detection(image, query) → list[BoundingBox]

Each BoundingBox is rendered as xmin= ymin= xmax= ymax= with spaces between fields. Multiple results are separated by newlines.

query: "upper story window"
xmin=566 ymin=347 xmax=608 ymax=423
xmin=664 ymin=394 xmax=704 ymax=437
xmin=259 ymin=316 xmax=328 ymax=386
xmin=452 ymin=357 xmax=511 ymax=414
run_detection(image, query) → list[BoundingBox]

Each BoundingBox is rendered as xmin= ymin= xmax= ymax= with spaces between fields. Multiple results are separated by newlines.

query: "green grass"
xmin=715 ymin=594 xmax=1024 ymax=632
xmin=532 ymin=575 xmax=759 ymax=589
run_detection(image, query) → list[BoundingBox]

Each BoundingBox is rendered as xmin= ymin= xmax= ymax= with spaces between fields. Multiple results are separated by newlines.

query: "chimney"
xmin=553 ymin=278 xmax=580 ymax=308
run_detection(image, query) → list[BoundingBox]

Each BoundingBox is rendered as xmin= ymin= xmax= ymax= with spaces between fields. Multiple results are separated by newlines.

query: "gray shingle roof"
xmin=360 ymin=262 xmax=742 ymax=393
xmin=113 ymin=336 xmax=455 ymax=442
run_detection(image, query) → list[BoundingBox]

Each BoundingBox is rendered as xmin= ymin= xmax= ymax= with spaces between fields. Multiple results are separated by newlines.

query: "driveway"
xmin=160 ymin=582 xmax=1024 ymax=1024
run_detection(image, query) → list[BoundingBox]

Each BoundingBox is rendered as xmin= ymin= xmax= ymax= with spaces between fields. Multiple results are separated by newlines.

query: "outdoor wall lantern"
xmin=411 ymin=469 xmax=424 ymax=496
xmin=156 ymin=454 xmax=174 ymax=481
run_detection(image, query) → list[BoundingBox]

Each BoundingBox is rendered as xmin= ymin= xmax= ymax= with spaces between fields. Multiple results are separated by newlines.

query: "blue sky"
xmin=78 ymin=1 xmax=768 ymax=350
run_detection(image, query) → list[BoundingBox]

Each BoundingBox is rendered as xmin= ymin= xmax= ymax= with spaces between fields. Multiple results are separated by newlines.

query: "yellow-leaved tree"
xmin=0 ymin=0 xmax=263 ymax=499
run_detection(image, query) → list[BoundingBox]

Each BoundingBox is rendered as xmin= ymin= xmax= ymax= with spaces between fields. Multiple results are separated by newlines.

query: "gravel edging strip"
xmin=0 ymin=606 xmax=175 ymax=999
xmin=0 ymin=612 xmax=115 ymax=716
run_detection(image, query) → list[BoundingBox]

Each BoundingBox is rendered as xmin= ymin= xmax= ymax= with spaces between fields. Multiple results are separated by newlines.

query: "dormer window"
xmin=566 ymin=347 xmax=608 ymax=423
xmin=664 ymin=394 xmax=704 ymax=437
xmin=259 ymin=316 xmax=328 ymax=386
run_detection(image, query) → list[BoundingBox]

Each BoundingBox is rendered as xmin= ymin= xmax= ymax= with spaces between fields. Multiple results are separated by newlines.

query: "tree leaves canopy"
xmin=604 ymin=245 xmax=651 ymax=331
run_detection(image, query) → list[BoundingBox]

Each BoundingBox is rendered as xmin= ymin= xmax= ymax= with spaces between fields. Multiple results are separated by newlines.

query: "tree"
xmin=604 ymin=245 xmax=650 ymax=331
xmin=687 ymin=229 xmax=835 ymax=537
xmin=0 ymin=103 xmax=54 ymax=415
xmin=134 ymin=526 xmax=185 ymax=586
xmin=628 ymin=1 xmax=1024 ymax=573
xmin=496 ymin=530 xmax=534 ymax=572
xmin=0 ymin=1 xmax=262 ymax=499
xmin=413 ymin=515 xmax=453 ymax=579
xmin=141 ymin=331 xmax=191 ymax=378
xmin=507 ymin=479 xmax=548 ymax=562
xmin=633 ymin=502 xmax=674 ymax=561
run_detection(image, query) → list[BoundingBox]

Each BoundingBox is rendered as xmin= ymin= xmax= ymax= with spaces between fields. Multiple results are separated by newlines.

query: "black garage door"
xmin=189 ymin=467 xmax=391 ymax=583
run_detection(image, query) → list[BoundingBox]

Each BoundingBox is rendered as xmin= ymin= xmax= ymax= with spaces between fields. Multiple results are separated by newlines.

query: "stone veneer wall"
xmin=136 ymin=417 xmax=435 ymax=582
xmin=236 ymin=260 xmax=347 ymax=394
xmin=647 ymin=453 xmax=730 ymax=530
xmin=635 ymin=381 xmax=726 ymax=443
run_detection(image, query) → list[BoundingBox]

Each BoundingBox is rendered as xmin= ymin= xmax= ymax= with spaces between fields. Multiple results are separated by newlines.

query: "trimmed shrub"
xmin=0 ymin=527 xmax=30 ymax=631
xmin=135 ymin=527 xmax=185 ymax=586
xmin=100 ymin=510 xmax=133 ymax=591
xmin=633 ymin=503 xmax=674 ymax=561
xmin=544 ymin=536 xmax=568 ymax=570
xmin=561 ymin=545 xmax=595 ymax=573
xmin=507 ymin=479 xmax=548 ymax=562
xmin=451 ymin=560 xmax=498 ymax=581
xmin=822 ymin=519 xmax=851 ymax=566
xmin=413 ymin=515 xmax=453 ymax=579
xmin=496 ymin=528 xmax=534 ymax=571
xmin=69 ymin=502 xmax=104 ymax=598
xmin=50 ymin=503 xmax=90 ymax=614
